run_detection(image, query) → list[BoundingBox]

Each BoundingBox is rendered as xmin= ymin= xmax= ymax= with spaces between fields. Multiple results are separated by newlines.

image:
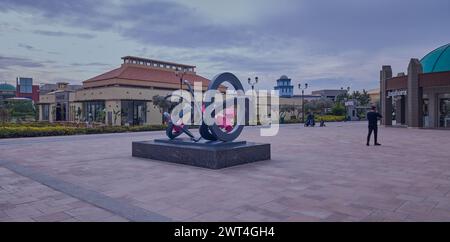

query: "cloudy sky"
xmin=1 ymin=0 xmax=449 ymax=93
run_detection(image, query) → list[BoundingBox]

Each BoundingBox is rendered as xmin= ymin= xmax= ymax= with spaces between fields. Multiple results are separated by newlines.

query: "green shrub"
xmin=331 ymin=103 xmax=346 ymax=116
xmin=316 ymin=115 xmax=346 ymax=122
xmin=0 ymin=124 xmax=167 ymax=139
xmin=277 ymin=115 xmax=345 ymax=124
xmin=283 ymin=118 xmax=301 ymax=124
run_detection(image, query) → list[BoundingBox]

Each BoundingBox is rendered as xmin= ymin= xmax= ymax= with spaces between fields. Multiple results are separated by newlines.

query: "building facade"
xmin=38 ymin=56 xmax=211 ymax=125
xmin=367 ymin=88 xmax=380 ymax=105
xmin=380 ymin=43 xmax=450 ymax=129
xmin=274 ymin=75 xmax=294 ymax=97
xmin=0 ymin=82 xmax=16 ymax=100
xmin=311 ymin=89 xmax=348 ymax=101
xmin=16 ymin=77 xmax=39 ymax=102
xmin=39 ymin=83 xmax=83 ymax=95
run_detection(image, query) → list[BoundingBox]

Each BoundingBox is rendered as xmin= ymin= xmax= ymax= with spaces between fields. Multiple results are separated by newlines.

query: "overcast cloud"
xmin=0 ymin=0 xmax=449 ymax=92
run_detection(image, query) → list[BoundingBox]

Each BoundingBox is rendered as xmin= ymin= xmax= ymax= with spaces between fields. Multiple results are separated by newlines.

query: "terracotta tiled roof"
xmin=84 ymin=64 xmax=210 ymax=87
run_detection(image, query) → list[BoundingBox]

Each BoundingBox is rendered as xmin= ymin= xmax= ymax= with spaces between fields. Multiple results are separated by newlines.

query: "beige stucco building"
xmin=367 ymin=88 xmax=380 ymax=105
xmin=38 ymin=56 xmax=309 ymax=126
xmin=38 ymin=56 xmax=210 ymax=126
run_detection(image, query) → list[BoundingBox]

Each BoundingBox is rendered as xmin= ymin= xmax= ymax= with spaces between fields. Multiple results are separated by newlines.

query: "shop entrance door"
xmin=439 ymin=97 xmax=450 ymax=128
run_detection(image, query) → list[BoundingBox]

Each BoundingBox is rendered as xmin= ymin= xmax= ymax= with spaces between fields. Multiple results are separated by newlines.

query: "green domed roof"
xmin=0 ymin=83 xmax=16 ymax=91
xmin=420 ymin=43 xmax=450 ymax=73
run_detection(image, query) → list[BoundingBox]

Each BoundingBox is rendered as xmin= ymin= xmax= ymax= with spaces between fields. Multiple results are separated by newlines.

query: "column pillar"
xmin=38 ymin=105 xmax=43 ymax=121
xmin=380 ymin=65 xmax=393 ymax=125
xmin=105 ymin=100 xmax=121 ymax=126
xmin=428 ymin=89 xmax=437 ymax=128
xmin=395 ymin=97 xmax=402 ymax=124
xmin=400 ymin=96 xmax=406 ymax=124
xmin=407 ymin=59 xmax=423 ymax=127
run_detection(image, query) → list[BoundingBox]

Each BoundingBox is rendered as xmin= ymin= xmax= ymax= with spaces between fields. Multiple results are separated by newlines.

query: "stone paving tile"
xmin=0 ymin=167 xmax=128 ymax=222
xmin=33 ymin=212 xmax=74 ymax=222
xmin=1 ymin=122 xmax=450 ymax=221
xmin=233 ymin=210 xmax=270 ymax=221
xmin=322 ymin=212 xmax=353 ymax=222
xmin=362 ymin=209 xmax=409 ymax=222
xmin=191 ymin=210 xmax=239 ymax=222
xmin=92 ymin=215 xmax=129 ymax=222
xmin=4 ymin=205 xmax=44 ymax=218
xmin=157 ymin=206 xmax=199 ymax=221
xmin=395 ymin=200 xmax=438 ymax=214
xmin=64 ymin=206 xmax=119 ymax=221
xmin=285 ymin=214 xmax=322 ymax=222
xmin=326 ymin=204 xmax=374 ymax=219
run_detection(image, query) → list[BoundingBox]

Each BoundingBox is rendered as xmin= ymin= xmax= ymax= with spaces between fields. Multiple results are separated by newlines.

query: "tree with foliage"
xmin=331 ymin=102 xmax=346 ymax=116
xmin=4 ymin=99 xmax=36 ymax=121
xmin=304 ymin=98 xmax=334 ymax=114
xmin=347 ymin=89 xmax=370 ymax=106
xmin=0 ymin=101 xmax=11 ymax=123
xmin=280 ymin=104 xmax=301 ymax=120
xmin=96 ymin=108 xmax=106 ymax=123
xmin=152 ymin=95 xmax=182 ymax=123
xmin=152 ymin=95 xmax=179 ymax=113
xmin=76 ymin=107 xmax=82 ymax=122
xmin=113 ymin=109 xmax=121 ymax=125
xmin=34 ymin=104 xmax=40 ymax=121
xmin=358 ymin=89 xmax=370 ymax=106
xmin=51 ymin=106 xmax=56 ymax=122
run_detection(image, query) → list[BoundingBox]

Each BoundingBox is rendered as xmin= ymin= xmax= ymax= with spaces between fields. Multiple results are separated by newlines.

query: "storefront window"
xmin=121 ymin=101 xmax=147 ymax=126
xmin=83 ymin=101 xmax=105 ymax=123
xmin=439 ymin=96 xmax=450 ymax=128
xmin=423 ymin=99 xmax=429 ymax=128
xmin=42 ymin=104 xmax=49 ymax=121
xmin=55 ymin=103 xmax=67 ymax=121
xmin=18 ymin=78 xmax=33 ymax=94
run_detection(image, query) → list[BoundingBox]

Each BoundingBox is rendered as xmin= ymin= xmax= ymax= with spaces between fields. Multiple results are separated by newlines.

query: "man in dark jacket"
xmin=366 ymin=106 xmax=382 ymax=146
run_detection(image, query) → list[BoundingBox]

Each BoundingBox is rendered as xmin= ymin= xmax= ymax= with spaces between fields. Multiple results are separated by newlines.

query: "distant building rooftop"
xmin=0 ymin=82 xmax=16 ymax=92
xmin=6 ymin=97 xmax=32 ymax=101
xmin=84 ymin=56 xmax=210 ymax=89
xmin=367 ymin=88 xmax=380 ymax=95
xmin=121 ymin=56 xmax=196 ymax=71
xmin=420 ymin=43 xmax=450 ymax=73
xmin=40 ymin=83 xmax=83 ymax=95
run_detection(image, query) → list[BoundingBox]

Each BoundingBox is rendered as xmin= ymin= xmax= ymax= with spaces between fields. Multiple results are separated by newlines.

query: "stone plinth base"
xmin=132 ymin=138 xmax=270 ymax=169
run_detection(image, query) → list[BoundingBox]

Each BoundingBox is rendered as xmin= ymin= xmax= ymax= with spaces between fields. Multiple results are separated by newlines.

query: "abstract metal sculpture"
xmin=133 ymin=72 xmax=270 ymax=169
xmin=163 ymin=72 xmax=245 ymax=142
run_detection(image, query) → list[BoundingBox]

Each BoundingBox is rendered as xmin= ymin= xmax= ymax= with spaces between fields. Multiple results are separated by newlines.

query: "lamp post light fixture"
xmin=247 ymin=77 xmax=259 ymax=124
xmin=341 ymin=86 xmax=351 ymax=120
xmin=340 ymin=86 xmax=350 ymax=101
xmin=248 ymin=77 xmax=258 ymax=91
xmin=175 ymin=68 xmax=187 ymax=90
xmin=341 ymin=86 xmax=350 ymax=96
xmin=298 ymin=83 xmax=308 ymax=123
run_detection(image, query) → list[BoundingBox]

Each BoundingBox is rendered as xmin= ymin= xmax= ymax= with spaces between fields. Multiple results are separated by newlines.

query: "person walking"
xmin=366 ymin=106 xmax=382 ymax=146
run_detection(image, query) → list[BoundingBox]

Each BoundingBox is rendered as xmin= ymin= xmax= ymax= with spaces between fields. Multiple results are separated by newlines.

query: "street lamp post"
xmin=248 ymin=77 xmax=259 ymax=125
xmin=341 ymin=86 xmax=350 ymax=120
xmin=247 ymin=77 xmax=258 ymax=91
xmin=341 ymin=86 xmax=350 ymax=96
xmin=298 ymin=83 xmax=308 ymax=123
xmin=176 ymin=69 xmax=187 ymax=90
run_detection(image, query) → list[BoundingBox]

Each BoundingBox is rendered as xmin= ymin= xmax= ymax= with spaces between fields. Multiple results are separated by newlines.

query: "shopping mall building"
xmin=380 ymin=43 xmax=450 ymax=129
xmin=38 ymin=56 xmax=210 ymax=126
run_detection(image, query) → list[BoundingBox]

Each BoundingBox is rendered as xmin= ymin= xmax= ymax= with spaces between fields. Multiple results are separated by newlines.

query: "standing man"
xmin=366 ymin=106 xmax=382 ymax=146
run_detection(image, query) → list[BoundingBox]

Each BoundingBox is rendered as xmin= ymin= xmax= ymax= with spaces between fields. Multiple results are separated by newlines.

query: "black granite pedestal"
xmin=132 ymin=138 xmax=270 ymax=169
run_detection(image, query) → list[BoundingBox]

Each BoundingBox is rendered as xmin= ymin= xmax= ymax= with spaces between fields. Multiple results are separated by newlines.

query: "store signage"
xmin=345 ymin=101 xmax=355 ymax=106
xmin=388 ymin=89 xmax=407 ymax=97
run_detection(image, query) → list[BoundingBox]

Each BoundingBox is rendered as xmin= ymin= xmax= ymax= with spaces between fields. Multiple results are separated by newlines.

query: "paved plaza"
xmin=1 ymin=122 xmax=450 ymax=222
